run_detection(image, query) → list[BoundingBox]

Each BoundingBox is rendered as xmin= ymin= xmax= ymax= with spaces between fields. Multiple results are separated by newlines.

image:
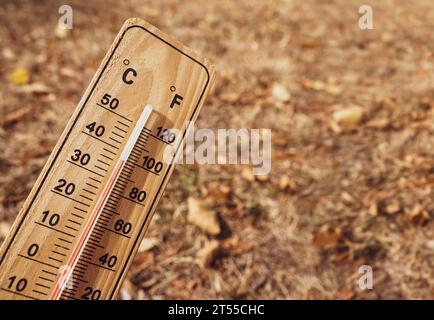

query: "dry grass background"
xmin=0 ymin=0 xmax=433 ymax=299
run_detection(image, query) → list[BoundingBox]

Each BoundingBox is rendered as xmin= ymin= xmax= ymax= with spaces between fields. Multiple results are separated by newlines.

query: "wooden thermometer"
xmin=0 ymin=18 xmax=215 ymax=300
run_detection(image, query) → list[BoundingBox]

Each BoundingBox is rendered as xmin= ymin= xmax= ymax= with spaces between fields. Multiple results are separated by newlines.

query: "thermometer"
xmin=0 ymin=18 xmax=215 ymax=300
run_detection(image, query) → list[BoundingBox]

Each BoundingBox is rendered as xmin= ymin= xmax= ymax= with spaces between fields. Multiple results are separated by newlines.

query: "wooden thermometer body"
xmin=0 ymin=18 xmax=214 ymax=300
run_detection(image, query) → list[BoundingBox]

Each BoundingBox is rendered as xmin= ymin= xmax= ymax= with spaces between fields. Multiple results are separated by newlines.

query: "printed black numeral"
xmin=71 ymin=149 xmax=91 ymax=165
xmin=129 ymin=187 xmax=146 ymax=202
xmin=142 ymin=156 xmax=163 ymax=173
xmin=156 ymin=126 xmax=176 ymax=143
xmin=27 ymin=244 xmax=39 ymax=257
xmin=54 ymin=179 xmax=75 ymax=195
xmin=81 ymin=287 xmax=101 ymax=300
xmin=100 ymin=93 xmax=119 ymax=110
xmin=114 ymin=219 xmax=132 ymax=235
xmin=98 ymin=253 xmax=117 ymax=268
xmin=41 ymin=210 xmax=60 ymax=226
xmin=7 ymin=276 xmax=27 ymax=292
xmin=86 ymin=122 xmax=105 ymax=137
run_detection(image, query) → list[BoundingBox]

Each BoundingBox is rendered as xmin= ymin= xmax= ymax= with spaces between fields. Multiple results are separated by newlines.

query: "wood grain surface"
xmin=0 ymin=18 xmax=215 ymax=300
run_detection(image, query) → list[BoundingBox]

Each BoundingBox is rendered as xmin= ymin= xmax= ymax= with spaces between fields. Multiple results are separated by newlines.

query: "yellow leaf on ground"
xmin=9 ymin=67 xmax=29 ymax=85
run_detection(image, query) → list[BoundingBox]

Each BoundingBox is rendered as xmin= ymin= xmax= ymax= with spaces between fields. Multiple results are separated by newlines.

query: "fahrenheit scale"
xmin=0 ymin=18 xmax=215 ymax=300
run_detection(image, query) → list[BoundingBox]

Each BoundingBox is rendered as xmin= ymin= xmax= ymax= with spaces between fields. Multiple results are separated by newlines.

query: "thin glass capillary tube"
xmin=49 ymin=104 xmax=153 ymax=300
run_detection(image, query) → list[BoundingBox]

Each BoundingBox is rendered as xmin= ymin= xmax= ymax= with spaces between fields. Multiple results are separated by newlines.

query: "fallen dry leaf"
xmin=369 ymin=202 xmax=378 ymax=217
xmin=187 ymin=197 xmax=221 ymax=235
xmin=17 ymin=82 xmax=52 ymax=94
xmin=197 ymin=240 xmax=221 ymax=267
xmin=131 ymin=252 xmax=155 ymax=275
xmin=223 ymin=236 xmax=253 ymax=256
xmin=0 ymin=222 xmax=10 ymax=239
xmin=336 ymin=285 xmax=355 ymax=300
xmin=426 ymin=240 xmax=434 ymax=250
xmin=242 ymin=167 xmax=268 ymax=182
xmin=54 ymin=25 xmax=71 ymax=39
xmin=0 ymin=105 xmax=33 ymax=125
xmin=271 ymin=83 xmax=291 ymax=102
xmin=406 ymin=204 xmax=429 ymax=225
xmin=303 ymin=79 xmax=326 ymax=91
xmin=385 ymin=201 xmax=401 ymax=215
xmin=241 ymin=167 xmax=255 ymax=182
xmin=220 ymin=92 xmax=240 ymax=103
xmin=279 ymin=175 xmax=296 ymax=190
xmin=313 ymin=226 xmax=342 ymax=249
xmin=255 ymin=174 xmax=269 ymax=182
xmin=365 ymin=118 xmax=389 ymax=129
xmin=138 ymin=237 xmax=159 ymax=252
xmin=302 ymin=79 xmax=342 ymax=95
xmin=2 ymin=48 xmax=15 ymax=60
xmin=340 ymin=191 xmax=355 ymax=204
xmin=201 ymin=184 xmax=230 ymax=205
xmin=333 ymin=106 xmax=364 ymax=127
xmin=60 ymin=67 xmax=79 ymax=78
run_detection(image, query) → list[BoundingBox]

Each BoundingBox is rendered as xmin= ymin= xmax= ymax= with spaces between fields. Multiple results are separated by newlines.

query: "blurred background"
xmin=0 ymin=0 xmax=433 ymax=299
